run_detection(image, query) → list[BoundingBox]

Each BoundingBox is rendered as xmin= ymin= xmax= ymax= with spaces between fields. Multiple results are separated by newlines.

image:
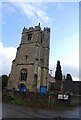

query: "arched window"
xmin=21 ymin=68 xmax=27 ymax=81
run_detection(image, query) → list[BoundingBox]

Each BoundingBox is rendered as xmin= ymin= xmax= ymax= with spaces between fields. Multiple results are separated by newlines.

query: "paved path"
xmin=1 ymin=102 xmax=81 ymax=119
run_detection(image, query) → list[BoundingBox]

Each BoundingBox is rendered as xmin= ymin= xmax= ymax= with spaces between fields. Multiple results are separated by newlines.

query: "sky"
xmin=0 ymin=0 xmax=80 ymax=81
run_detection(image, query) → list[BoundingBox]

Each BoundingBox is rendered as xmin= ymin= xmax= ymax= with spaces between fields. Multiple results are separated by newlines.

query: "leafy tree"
xmin=1 ymin=75 xmax=9 ymax=90
xmin=65 ymin=74 xmax=73 ymax=81
xmin=55 ymin=60 xmax=62 ymax=80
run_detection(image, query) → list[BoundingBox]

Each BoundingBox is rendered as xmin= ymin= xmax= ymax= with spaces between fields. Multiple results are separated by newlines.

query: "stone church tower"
xmin=7 ymin=23 xmax=50 ymax=92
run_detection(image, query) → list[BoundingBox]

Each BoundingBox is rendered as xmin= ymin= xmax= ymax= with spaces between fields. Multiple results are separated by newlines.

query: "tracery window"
xmin=21 ymin=68 xmax=27 ymax=81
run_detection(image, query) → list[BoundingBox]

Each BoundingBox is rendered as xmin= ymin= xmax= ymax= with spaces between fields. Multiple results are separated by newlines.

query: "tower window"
xmin=21 ymin=68 xmax=27 ymax=81
xmin=25 ymin=55 xmax=28 ymax=60
xmin=28 ymin=34 xmax=32 ymax=40
xmin=41 ymin=39 xmax=42 ymax=43
xmin=34 ymin=74 xmax=37 ymax=87
xmin=40 ymin=59 xmax=43 ymax=63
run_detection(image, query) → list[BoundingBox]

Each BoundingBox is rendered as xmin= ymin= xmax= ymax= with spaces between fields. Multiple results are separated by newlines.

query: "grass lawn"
xmin=10 ymin=98 xmax=80 ymax=110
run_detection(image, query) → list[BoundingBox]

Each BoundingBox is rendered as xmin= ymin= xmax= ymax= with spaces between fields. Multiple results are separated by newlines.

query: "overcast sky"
xmin=1 ymin=0 xmax=80 ymax=81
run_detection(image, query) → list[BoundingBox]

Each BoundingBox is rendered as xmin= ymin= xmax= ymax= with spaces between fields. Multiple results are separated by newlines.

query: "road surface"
xmin=1 ymin=102 xmax=81 ymax=119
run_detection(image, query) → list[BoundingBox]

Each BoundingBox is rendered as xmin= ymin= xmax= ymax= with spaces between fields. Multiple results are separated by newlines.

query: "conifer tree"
xmin=55 ymin=60 xmax=62 ymax=80
xmin=65 ymin=74 xmax=73 ymax=81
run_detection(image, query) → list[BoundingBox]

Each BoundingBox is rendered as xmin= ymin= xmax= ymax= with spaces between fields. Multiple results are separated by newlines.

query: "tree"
xmin=55 ymin=60 xmax=62 ymax=80
xmin=1 ymin=75 xmax=9 ymax=90
xmin=65 ymin=74 xmax=73 ymax=81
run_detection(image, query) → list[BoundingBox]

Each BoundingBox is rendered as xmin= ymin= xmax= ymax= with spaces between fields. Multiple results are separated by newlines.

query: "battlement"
xmin=22 ymin=23 xmax=50 ymax=34
xmin=44 ymin=27 xmax=50 ymax=32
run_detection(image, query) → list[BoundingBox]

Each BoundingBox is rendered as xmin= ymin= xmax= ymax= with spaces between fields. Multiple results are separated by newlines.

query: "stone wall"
xmin=70 ymin=95 xmax=81 ymax=105
xmin=3 ymin=89 xmax=81 ymax=106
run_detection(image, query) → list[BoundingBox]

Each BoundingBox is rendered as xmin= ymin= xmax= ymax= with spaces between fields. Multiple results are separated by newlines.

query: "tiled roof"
xmin=63 ymin=81 xmax=81 ymax=93
xmin=50 ymin=80 xmax=62 ymax=91
xmin=48 ymin=74 xmax=56 ymax=83
xmin=48 ymin=74 xmax=81 ymax=93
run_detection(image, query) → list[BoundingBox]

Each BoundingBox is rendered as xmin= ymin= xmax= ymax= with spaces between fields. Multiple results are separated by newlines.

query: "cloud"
xmin=49 ymin=32 xmax=79 ymax=81
xmin=0 ymin=40 xmax=79 ymax=81
xmin=1 ymin=1 xmax=79 ymax=81
xmin=0 ymin=2 xmax=2 ymax=24
xmin=3 ymin=1 xmax=50 ymax=24
xmin=49 ymin=46 xmax=81 ymax=81
xmin=62 ymin=65 xmax=79 ymax=80
xmin=49 ymin=59 xmax=79 ymax=81
xmin=0 ymin=42 xmax=16 ymax=76
xmin=2 ymin=0 xmax=80 ymax=2
xmin=56 ymin=2 xmax=65 ymax=10
xmin=49 ymin=51 xmax=81 ymax=81
xmin=2 ymin=3 xmax=16 ymax=14
xmin=62 ymin=50 xmax=79 ymax=68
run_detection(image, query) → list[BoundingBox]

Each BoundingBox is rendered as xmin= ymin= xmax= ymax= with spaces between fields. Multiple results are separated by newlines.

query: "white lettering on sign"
xmin=58 ymin=94 xmax=69 ymax=100
xmin=58 ymin=94 xmax=63 ymax=99
xmin=64 ymin=95 xmax=68 ymax=100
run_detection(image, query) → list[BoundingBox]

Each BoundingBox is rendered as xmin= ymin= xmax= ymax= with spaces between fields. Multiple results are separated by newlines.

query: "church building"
xmin=7 ymin=23 xmax=50 ymax=92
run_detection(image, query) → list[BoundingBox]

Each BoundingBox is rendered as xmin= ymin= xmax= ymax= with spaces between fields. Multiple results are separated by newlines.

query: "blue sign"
xmin=20 ymin=84 xmax=25 ymax=92
xmin=40 ymin=86 xmax=47 ymax=94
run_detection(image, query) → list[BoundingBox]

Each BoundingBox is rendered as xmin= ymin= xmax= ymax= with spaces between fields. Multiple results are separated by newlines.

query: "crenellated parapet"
xmin=22 ymin=23 xmax=50 ymax=34
xmin=22 ymin=23 xmax=42 ymax=34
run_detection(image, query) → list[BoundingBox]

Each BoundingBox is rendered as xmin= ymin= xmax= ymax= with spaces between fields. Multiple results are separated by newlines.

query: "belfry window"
xmin=28 ymin=34 xmax=32 ymax=40
xmin=25 ymin=55 xmax=28 ymax=60
xmin=41 ymin=39 xmax=42 ymax=43
xmin=21 ymin=68 xmax=27 ymax=81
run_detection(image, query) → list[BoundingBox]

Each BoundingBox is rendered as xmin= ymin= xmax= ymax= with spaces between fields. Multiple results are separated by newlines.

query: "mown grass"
xmin=10 ymin=98 xmax=80 ymax=110
xmin=10 ymin=98 xmax=48 ymax=108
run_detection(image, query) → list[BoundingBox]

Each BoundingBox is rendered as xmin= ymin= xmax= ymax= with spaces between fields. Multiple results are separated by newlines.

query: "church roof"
xmin=62 ymin=81 xmax=81 ymax=93
xmin=48 ymin=74 xmax=56 ymax=83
